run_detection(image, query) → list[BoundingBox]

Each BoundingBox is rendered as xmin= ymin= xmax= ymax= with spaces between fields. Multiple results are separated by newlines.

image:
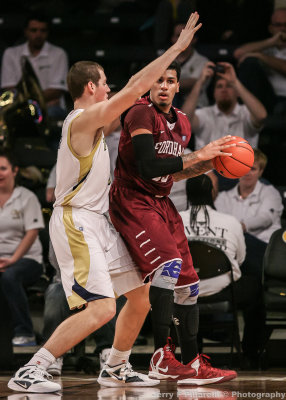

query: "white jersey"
xmin=54 ymin=109 xmax=110 ymax=213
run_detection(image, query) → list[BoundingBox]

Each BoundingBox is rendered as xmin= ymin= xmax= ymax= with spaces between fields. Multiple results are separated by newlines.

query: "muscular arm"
xmin=131 ymin=129 xmax=235 ymax=181
xmin=172 ymin=158 xmax=212 ymax=181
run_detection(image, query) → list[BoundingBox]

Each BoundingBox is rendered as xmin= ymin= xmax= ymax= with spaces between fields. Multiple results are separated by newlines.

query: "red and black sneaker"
xmin=178 ymin=354 xmax=237 ymax=385
xmin=148 ymin=337 xmax=196 ymax=381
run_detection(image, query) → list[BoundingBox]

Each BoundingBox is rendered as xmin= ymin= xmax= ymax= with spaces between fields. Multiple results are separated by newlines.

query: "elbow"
xmin=127 ymin=76 xmax=145 ymax=99
xmin=138 ymin=163 xmax=158 ymax=180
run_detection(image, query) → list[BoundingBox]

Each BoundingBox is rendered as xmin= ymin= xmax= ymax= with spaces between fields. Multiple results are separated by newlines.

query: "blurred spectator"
xmin=180 ymin=174 xmax=265 ymax=368
xmin=215 ymin=148 xmax=283 ymax=280
xmin=234 ymin=7 xmax=286 ymax=114
xmin=1 ymin=12 xmax=69 ymax=120
xmin=0 ymin=150 xmax=44 ymax=346
xmin=46 ymin=164 xmax=56 ymax=203
xmin=182 ymin=61 xmax=267 ymax=150
xmin=171 ymin=23 xmax=209 ymax=108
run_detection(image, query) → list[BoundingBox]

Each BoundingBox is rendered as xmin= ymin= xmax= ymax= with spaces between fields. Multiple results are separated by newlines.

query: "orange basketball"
xmin=212 ymin=136 xmax=254 ymax=179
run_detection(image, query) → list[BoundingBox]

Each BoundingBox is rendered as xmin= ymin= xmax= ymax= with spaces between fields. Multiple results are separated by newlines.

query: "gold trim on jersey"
xmin=63 ymin=205 xmax=90 ymax=308
xmin=60 ymin=115 xmax=103 ymax=206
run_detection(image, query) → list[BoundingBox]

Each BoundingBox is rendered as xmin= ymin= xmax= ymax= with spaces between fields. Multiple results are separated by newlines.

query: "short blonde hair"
xmin=254 ymin=148 xmax=267 ymax=171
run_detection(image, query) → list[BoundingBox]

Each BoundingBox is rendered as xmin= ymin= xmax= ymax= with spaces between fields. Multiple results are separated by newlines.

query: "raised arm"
xmin=217 ymin=62 xmax=267 ymax=127
xmin=234 ymin=32 xmax=286 ymax=60
xmin=75 ymin=12 xmax=202 ymax=134
xmin=181 ymin=61 xmax=215 ymax=130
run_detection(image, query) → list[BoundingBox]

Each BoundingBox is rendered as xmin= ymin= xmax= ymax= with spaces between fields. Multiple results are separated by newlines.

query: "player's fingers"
xmin=185 ymin=12 xmax=198 ymax=29
xmin=215 ymin=135 xmax=236 ymax=143
xmin=193 ymin=23 xmax=202 ymax=33
xmin=219 ymin=152 xmax=233 ymax=157
xmin=221 ymin=143 xmax=236 ymax=148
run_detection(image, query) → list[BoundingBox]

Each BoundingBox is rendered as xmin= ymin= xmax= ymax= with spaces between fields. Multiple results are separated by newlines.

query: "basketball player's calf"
xmin=173 ymin=287 xmax=237 ymax=385
xmin=147 ymin=260 xmax=196 ymax=380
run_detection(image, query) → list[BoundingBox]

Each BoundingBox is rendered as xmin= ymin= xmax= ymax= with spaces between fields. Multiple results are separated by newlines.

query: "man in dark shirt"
xmin=109 ymin=61 xmax=237 ymax=385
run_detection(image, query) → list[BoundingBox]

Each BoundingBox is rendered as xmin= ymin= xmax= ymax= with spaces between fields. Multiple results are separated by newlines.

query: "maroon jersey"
xmin=113 ymin=96 xmax=191 ymax=197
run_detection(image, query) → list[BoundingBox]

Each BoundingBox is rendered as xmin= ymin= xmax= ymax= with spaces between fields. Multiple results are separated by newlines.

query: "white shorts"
xmin=49 ymin=206 xmax=143 ymax=309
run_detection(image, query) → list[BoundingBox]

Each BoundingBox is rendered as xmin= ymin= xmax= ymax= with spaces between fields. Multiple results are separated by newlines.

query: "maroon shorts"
xmin=109 ymin=184 xmax=198 ymax=288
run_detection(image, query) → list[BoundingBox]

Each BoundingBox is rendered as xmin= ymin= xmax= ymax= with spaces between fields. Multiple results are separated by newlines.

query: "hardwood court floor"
xmin=1 ymin=371 xmax=286 ymax=400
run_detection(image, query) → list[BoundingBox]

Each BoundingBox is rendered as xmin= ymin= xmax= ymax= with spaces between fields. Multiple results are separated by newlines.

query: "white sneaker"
xmin=8 ymin=365 xmax=61 ymax=393
xmin=47 ymin=357 xmax=63 ymax=376
xmin=12 ymin=336 xmax=36 ymax=346
xmin=98 ymin=362 xmax=160 ymax=387
xmin=99 ymin=348 xmax=111 ymax=369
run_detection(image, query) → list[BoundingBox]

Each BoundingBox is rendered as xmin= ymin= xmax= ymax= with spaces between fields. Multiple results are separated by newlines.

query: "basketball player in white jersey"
xmin=8 ymin=13 xmax=202 ymax=393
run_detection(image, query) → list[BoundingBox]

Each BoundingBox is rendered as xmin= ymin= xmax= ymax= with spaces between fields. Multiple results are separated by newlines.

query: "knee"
xmin=126 ymin=284 xmax=151 ymax=315
xmin=1 ymin=269 xmax=16 ymax=289
xmin=88 ymin=298 xmax=116 ymax=328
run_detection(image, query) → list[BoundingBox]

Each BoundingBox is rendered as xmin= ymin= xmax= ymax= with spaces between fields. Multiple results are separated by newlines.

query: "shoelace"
xmin=199 ymin=354 xmax=212 ymax=367
xmin=27 ymin=366 xmax=54 ymax=380
xmin=163 ymin=338 xmax=185 ymax=366
xmin=122 ymin=362 xmax=136 ymax=376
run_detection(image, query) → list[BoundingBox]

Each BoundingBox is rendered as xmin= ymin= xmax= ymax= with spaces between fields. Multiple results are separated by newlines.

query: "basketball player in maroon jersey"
xmin=109 ymin=61 xmax=237 ymax=384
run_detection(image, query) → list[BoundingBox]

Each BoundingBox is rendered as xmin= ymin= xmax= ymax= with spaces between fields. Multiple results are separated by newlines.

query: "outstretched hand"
xmin=197 ymin=135 xmax=236 ymax=161
xmin=175 ymin=12 xmax=202 ymax=52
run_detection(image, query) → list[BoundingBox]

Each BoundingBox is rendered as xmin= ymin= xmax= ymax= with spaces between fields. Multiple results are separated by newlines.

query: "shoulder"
xmin=195 ymin=105 xmax=215 ymax=116
xmin=3 ymin=43 xmax=25 ymax=57
xmin=17 ymin=186 xmax=39 ymax=200
xmin=46 ymin=42 xmax=67 ymax=57
xmin=260 ymin=181 xmax=281 ymax=197
xmin=216 ymin=187 xmax=236 ymax=202
xmin=213 ymin=208 xmax=241 ymax=226
xmin=124 ymin=101 xmax=155 ymax=122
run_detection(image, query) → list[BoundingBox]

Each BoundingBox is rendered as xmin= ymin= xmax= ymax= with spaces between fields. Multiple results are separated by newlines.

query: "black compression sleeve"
xmin=131 ymin=134 xmax=183 ymax=179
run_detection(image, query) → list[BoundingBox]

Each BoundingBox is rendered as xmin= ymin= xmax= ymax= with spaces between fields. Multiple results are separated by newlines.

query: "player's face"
xmin=25 ymin=20 xmax=49 ymax=50
xmin=0 ymin=157 xmax=17 ymax=189
xmin=214 ymin=79 xmax=237 ymax=110
xmin=239 ymin=161 xmax=263 ymax=188
xmin=94 ymin=70 xmax=110 ymax=102
xmin=150 ymin=69 xmax=179 ymax=113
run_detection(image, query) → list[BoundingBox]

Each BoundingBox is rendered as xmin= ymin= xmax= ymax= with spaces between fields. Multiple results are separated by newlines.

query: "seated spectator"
xmin=182 ymin=61 xmax=267 ymax=150
xmin=180 ymin=174 xmax=265 ymax=368
xmin=171 ymin=23 xmax=209 ymax=108
xmin=215 ymin=148 xmax=283 ymax=280
xmin=46 ymin=164 xmax=56 ymax=204
xmin=0 ymin=151 xmax=44 ymax=346
xmin=1 ymin=12 xmax=69 ymax=120
xmin=182 ymin=61 xmax=267 ymax=191
xmin=234 ymin=7 xmax=286 ymax=115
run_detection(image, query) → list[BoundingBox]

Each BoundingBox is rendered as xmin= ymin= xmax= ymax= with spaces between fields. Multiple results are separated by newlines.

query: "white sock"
xmin=106 ymin=346 xmax=131 ymax=367
xmin=25 ymin=347 xmax=56 ymax=370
